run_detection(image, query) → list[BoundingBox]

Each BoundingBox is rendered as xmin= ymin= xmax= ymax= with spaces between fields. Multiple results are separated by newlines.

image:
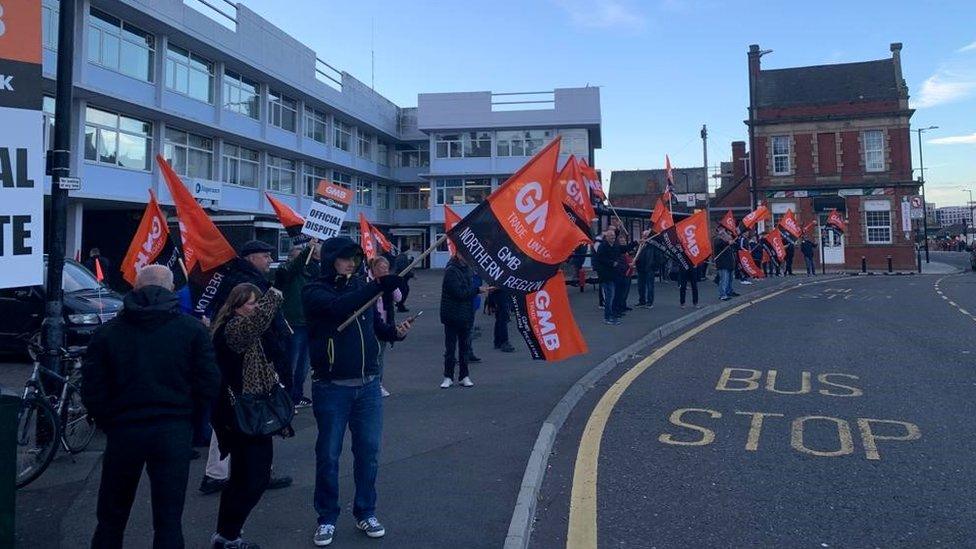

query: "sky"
xmin=236 ymin=0 xmax=976 ymax=207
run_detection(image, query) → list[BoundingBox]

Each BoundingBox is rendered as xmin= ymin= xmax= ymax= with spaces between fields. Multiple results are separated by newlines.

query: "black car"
xmin=0 ymin=258 xmax=124 ymax=355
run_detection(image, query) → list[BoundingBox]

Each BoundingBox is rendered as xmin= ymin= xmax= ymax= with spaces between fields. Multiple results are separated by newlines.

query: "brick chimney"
xmin=732 ymin=141 xmax=747 ymax=180
xmin=890 ymin=42 xmax=908 ymax=100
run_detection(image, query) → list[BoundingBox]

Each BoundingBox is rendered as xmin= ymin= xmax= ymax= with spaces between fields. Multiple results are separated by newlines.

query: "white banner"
xmin=303 ymin=181 xmax=353 ymax=240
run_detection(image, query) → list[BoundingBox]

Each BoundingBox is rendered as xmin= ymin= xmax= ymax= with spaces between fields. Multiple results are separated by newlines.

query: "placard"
xmin=303 ymin=180 xmax=352 ymax=240
xmin=0 ymin=0 xmax=44 ymax=288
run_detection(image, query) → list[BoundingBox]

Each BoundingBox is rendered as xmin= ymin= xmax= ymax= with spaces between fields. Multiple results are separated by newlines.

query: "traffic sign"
xmin=58 ymin=176 xmax=81 ymax=191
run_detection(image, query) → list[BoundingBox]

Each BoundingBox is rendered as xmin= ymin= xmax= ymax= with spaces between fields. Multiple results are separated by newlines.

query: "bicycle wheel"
xmin=16 ymin=395 xmax=59 ymax=489
xmin=60 ymin=384 xmax=96 ymax=454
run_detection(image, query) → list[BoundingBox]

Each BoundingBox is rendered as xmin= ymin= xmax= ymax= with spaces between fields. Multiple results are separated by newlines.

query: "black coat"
xmin=82 ymin=286 xmax=220 ymax=428
xmin=303 ymin=238 xmax=400 ymax=382
xmin=592 ymin=238 xmax=633 ymax=282
xmin=713 ymin=238 xmax=736 ymax=270
xmin=800 ymin=239 xmax=816 ymax=258
xmin=635 ymin=243 xmax=663 ymax=273
xmin=440 ymin=257 xmax=479 ymax=325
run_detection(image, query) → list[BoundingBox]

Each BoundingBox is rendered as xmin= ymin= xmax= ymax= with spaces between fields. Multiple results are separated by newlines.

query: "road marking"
xmin=935 ymin=274 xmax=976 ymax=320
xmin=566 ymin=286 xmax=796 ymax=549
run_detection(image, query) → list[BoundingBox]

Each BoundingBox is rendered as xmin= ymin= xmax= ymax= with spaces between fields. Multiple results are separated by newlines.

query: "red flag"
xmin=778 ymin=209 xmax=802 ymax=240
xmin=74 ymin=249 xmax=81 ymax=262
xmin=557 ymin=155 xmax=596 ymax=238
xmin=802 ymin=220 xmax=817 ymax=235
xmin=577 ymin=157 xmax=606 ymax=201
xmin=738 ymin=249 xmax=765 ymax=278
xmin=444 ymin=205 xmax=462 ymax=257
xmin=359 ymin=213 xmax=377 ymax=260
xmin=265 ymin=193 xmax=305 ymax=238
xmin=827 ymin=209 xmax=847 ymax=234
xmin=370 ymin=224 xmax=393 ymax=253
xmin=764 ymin=229 xmax=787 ymax=262
xmin=651 ymin=196 xmax=674 ymax=233
xmin=121 ymin=190 xmax=172 ymax=286
xmin=157 ymin=154 xmax=235 ymax=272
xmin=675 ymin=210 xmax=712 ymax=267
xmin=720 ymin=210 xmax=739 ymax=236
xmin=665 ymin=155 xmax=674 ymax=189
xmin=94 ymin=258 xmax=105 ymax=282
xmin=742 ymin=203 xmax=770 ymax=229
xmin=512 ymin=272 xmax=588 ymax=361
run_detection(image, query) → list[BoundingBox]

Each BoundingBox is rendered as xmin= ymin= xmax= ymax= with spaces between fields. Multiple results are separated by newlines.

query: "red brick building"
xmin=746 ymin=43 xmax=919 ymax=270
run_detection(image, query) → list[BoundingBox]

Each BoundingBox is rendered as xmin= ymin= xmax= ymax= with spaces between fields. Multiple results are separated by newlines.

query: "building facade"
xmin=936 ymin=206 xmax=972 ymax=229
xmin=747 ymin=43 xmax=919 ymax=270
xmin=40 ymin=0 xmax=601 ymax=271
xmin=608 ymin=168 xmax=707 ymax=213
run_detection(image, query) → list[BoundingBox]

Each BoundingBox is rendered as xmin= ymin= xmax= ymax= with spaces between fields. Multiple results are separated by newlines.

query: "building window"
xmin=43 ymin=4 xmax=59 ymax=50
xmin=163 ymin=128 xmax=214 ymax=179
xmin=43 ymin=96 xmax=56 ymax=151
xmin=396 ymin=144 xmax=429 ymax=167
xmin=558 ymin=129 xmax=588 ymax=157
xmin=435 ymin=134 xmax=462 ymax=158
xmin=496 ymin=129 xmax=553 ymax=157
xmin=332 ymin=170 xmax=352 ymax=189
xmin=376 ymin=184 xmax=390 ymax=209
xmin=83 ymin=106 xmax=152 ymax=171
xmin=267 ymin=155 xmax=297 ymax=194
xmin=358 ymin=130 xmax=373 ymax=160
xmin=771 ymin=135 xmax=791 ymax=175
xmin=87 ymin=8 xmax=155 ymax=82
xmin=334 ymin=121 xmax=352 ymax=152
xmin=463 ymin=132 xmax=492 ymax=157
xmin=303 ymin=164 xmax=329 ymax=196
xmin=268 ymin=91 xmax=297 ymax=132
xmin=222 ymin=143 xmax=260 ymax=188
xmin=377 ymin=142 xmax=389 ymax=166
xmin=434 ymin=177 xmax=491 ymax=205
xmin=304 ymin=107 xmax=327 ymax=143
xmin=396 ymin=186 xmax=430 ymax=209
xmin=863 ymin=130 xmax=885 ymax=173
xmin=770 ymin=202 xmax=796 ymax=227
xmin=864 ymin=200 xmax=892 ymax=244
xmin=223 ymin=70 xmax=260 ymax=119
xmin=356 ymin=178 xmax=374 ymax=206
xmin=165 ymin=44 xmax=214 ymax=103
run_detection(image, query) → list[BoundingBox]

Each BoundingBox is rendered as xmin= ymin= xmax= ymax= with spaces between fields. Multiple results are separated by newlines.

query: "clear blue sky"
xmin=239 ymin=0 xmax=975 ymax=207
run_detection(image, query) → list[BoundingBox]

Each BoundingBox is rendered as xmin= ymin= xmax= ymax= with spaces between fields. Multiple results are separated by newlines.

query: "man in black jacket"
xmin=439 ymin=255 xmax=488 ymax=388
xmin=592 ymin=228 xmax=621 ymax=324
xmin=713 ymin=227 xmax=737 ymax=301
xmin=83 ymin=265 xmax=220 ymax=549
xmin=304 ymin=237 xmax=412 ymax=546
xmin=635 ymin=230 xmax=658 ymax=308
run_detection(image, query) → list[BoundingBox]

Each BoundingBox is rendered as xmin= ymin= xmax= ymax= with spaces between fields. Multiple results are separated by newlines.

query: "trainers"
xmin=380 ymin=385 xmax=391 ymax=397
xmin=296 ymin=397 xmax=312 ymax=409
xmin=267 ymin=475 xmax=292 ymax=490
xmin=498 ymin=342 xmax=515 ymax=353
xmin=741 ymin=280 xmax=753 ymax=285
xmin=313 ymin=524 xmax=335 ymax=546
xmin=460 ymin=376 xmax=475 ymax=388
xmin=440 ymin=377 xmax=453 ymax=389
xmin=212 ymin=533 xmax=261 ymax=548
xmin=720 ymin=296 xmax=730 ymax=301
xmin=199 ymin=475 xmax=228 ymax=495
xmin=357 ymin=516 xmax=386 ymax=538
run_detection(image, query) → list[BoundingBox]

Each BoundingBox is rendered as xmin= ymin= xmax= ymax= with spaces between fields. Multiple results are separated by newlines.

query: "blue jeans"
xmin=600 ymin=281 xmax=616 ymax=321
xmin=804 ymin=256 xmax=816 ymax=275
xmin=312 ymin=379 xmax=383 ymax=525
xmin=718 ymin=268 xmax=733 ymax=298
xmin=289 ymin=326 xmax=310 ymax=402
xmin=637 ymin=271 xmax=655 ymax=305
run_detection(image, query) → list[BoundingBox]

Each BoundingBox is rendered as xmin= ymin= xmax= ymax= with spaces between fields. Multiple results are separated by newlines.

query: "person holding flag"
xmin=84 ymin=247 xmax=114 ymax=289
xmin=274 ymin=242 xmax=320 ymax=409
xmin=713 ymin=226 xmax=737 ymax=301
xmin=801 ymin=235 xmax=818 ymax=275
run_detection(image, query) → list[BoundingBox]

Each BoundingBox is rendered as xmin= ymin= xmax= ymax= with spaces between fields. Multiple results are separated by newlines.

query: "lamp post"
xmin=916 ymin=125 xmax=938 ymax=262
xmin=966 ymin=189 xmax=974 ymax=242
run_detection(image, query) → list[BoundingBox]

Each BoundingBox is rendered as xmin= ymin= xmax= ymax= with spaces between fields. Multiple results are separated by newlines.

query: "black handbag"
xmin=225 ymin=383 xmax=295 ymax=437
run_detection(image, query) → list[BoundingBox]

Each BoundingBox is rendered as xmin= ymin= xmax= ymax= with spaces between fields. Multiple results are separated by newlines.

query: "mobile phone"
xmin=408 ymin=310 xmax=424 ymax=322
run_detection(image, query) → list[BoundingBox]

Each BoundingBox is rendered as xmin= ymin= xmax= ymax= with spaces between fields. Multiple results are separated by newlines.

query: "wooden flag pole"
xmin=337 ymin=234 xmax=448 ymax=332
xmin=604 ymin=199 xmax=630 ymax=237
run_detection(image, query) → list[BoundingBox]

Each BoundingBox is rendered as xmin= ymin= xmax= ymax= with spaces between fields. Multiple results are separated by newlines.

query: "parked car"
xmin=0 ymin=258 xmax=123 ymax=355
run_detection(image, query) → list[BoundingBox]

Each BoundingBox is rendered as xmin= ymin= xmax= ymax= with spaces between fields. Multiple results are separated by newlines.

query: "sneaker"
xmin=603 ymin=319 xmax=616 ymax=325
xmin=380 ymin=385 xmax=391 ymax=397
xmin=313 ymin=524 xmax=335 ymax=547
xmin=357 ymin=517 xmax=386 ymax=538
xmin=497 ymin=342 xmax=516 ymax=353
xmin=730 ymin=292 xmax=741 ymax=297
xmin=199 ymin=475 xmax=228 ymax=495
xmin=212 ymin=533 xmax=261 ymax=549
xmin=741 ymin=280 xmax=753 ymax=285
xmin=267 ymin=475 xmax=292 ymax=490
xmin=440 ymin=377 xmax=453 ymax=389
xmin=460 ymin=376 xmax=475 ymax=388
xmin=296 ymin=397 xmax=312 ymax=409
xmin=720 ymin=296 xmax=730 ymax=301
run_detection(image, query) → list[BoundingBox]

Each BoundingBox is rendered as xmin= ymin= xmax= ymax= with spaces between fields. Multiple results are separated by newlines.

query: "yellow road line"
xmin=566 ymin=286 xmax=795 ymax=549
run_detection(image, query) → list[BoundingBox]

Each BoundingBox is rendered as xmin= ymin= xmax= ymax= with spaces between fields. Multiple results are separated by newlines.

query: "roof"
xmin=609 ymin=168 xmax=707 ymax=198
xmin=756 ymin=59 xmax=900 ymax=108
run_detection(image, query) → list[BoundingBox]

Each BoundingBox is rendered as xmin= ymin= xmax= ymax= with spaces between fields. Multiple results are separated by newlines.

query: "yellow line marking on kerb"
xmin=566 ymin=286 xmax=795 ymax=549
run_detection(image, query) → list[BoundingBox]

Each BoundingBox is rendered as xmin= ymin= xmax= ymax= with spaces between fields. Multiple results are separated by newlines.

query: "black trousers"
xmin=92 ymin=420 xmax=192 ymax=549
xmin=398 ymin=279 xmax=411 ymax=309
xmin=679 ymin=269 xmax=699 ymax=305
xmin=443 ymin=321 xmax=472 ymax=380
xmin=493 ymin=299 xmax=511 ymax=347
xmin=784 ymin=247 xmax=795 ymax=275
xmin=216 ymin=433 xmax=273 ymax=540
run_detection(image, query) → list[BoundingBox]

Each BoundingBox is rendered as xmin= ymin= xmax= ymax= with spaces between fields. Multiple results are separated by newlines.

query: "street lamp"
xmin=965 ymin=189 xmax=974 ymax=242
xmin=916 ymin=125 xmax=938 ymax=263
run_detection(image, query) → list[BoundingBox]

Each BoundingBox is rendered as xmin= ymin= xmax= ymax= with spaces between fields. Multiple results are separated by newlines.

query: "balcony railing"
xmin=491 ymin=91 xmax=555 ymax=112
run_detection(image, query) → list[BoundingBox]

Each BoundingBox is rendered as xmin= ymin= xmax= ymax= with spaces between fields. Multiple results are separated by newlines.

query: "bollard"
xmin=861 ymin=256 xmax=867 ymax=273
xmin=917 ymin=246 xmax=923 ymax=273
xmin=0 ymin=388 xmax=19 ymax=549
xmin=887 ymin=255 xmax=893 ymax=273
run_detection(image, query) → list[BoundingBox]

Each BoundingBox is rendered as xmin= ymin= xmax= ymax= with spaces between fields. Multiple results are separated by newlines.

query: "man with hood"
xmin=303 ymin=237 xmax=413 ymax=546
xmin=82 ymin=265 xmax=220 ymax=548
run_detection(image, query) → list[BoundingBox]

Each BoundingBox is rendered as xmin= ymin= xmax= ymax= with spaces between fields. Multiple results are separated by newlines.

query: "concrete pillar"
xmin=65 ymin=201 xmax=84 ymax=259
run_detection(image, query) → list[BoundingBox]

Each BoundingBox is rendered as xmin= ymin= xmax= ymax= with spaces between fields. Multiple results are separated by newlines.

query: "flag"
xmin=777 ymin=209 xmax=802 ymax=244
xmin=577 ymin=157 xmax=606 ymax=202
xmin=121 ymin=190 xmax=182 ymax=286
xmin=359 ymin=213 xmax=377 ymax=260
xmin=664 ymin=155 xmax=675 ymax=194
xmin=801 ymin=220 xmax=817 ymax=235
xmin=157 ymin=154 xmax=235 ymax=272
xmin=94 ymin=258 xmax=104 ymax=282
xmin=447 ymin=136 xmax=590 ymax=293
xmin=557 ymin=155 xmax=596 ymax=238
xmin=370 ymin=224 xmax=393 ymax=253
xmin=675 ymin=210 xmax=712 ymax=267
xmin=742 ymin=203 xmax=770 ymax=229
xmin=720 ymin=210 xmax=739 ymax=236
xmin=265 ymin=192 xmax=307 ymax=241
xmin=444 ymin=205 xmax=462 ymax=257
xmin=827 ymin=209 xmax=846 ymax=234
xmin=651 ymin=195 xmax=674 ymax=233
xmin=511 ymin=272 xmax=588 ymax=361
xmin=763 ymin=229 xmax=787 ymax=262
xmin=738 ymin=249 xmax=765 ymax=278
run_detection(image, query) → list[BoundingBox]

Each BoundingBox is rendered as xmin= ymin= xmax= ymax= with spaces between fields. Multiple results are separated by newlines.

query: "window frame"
xmin=164 ymin=43 xmax=215 ymax=104
xmin=87 ymin=8 xmax=155 ymax=83
xmin=268 ymin=90 xmax=297 ymax=132
xmin=43 ymin=4 xmax=59 ymax=50
xmin=863 ymin=130 xmax=885 ymax=173
xmin=334 ymin=120 xmax=352 ymax=152
xmin=357 ymin=129 xmax=373 ymax=160
xmin=266 ymin=155 xmax=297 ymax=194
xmin=303 ymin=107 xmax=328 ymax=144
xmin=223 ymin=70 xmax=260 ymax=120
xmin=83 ymin=105 xmax=153 ymax=172
xmin=303 ymin=164 xmax=329 ymax=196
xmin=356 ymin=177 xmax=374 ymax=206
xmin=221 ymin=143 xmax=260 ymax=189
xmin=434 ymin=134 xmax=462 ymax=158
xmin=771 ymin=135 xmax=791 ymax=175
xmin=332 ymin=170 xmax=353 ymax=189
xmin=433 ymin=177 xmax=491 ymax=205
xmin=864 ymin=200 xmax=892 ymax=244
xmin=163 ymin=127 xmax=214 ymax=180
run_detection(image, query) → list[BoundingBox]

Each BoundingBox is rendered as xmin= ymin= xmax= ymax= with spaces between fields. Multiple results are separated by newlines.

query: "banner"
xmin=742 ymin=203 xmax=770 ymax=229
xmin=0 ymin=0 xmax=44 ymax=288
xmin=652 ymin=226 xmax=692 ymax=272
xmin=304 ymin=181 xmax=352 ymax=240
xmin=448 ymin=136 xmax=590 ymax=293
xmin=557 ymin=154 xmax=596 ymax=237
xmin=651 ymin=195 xmax=674 ymax=233
xmin=827 ymin=209 xmax=846 ymax=234
xmin=444 ymin=205 xmax=461 ymax=257
xmin=371 ymin=224 xmax=393 ymax=253
xmin=121 ymin=190 xmax=181 ymax=286
xmin=359 ymin=213 xmax=377 ymax=260
xmin=265 ymin=192 xmax=307 ymax=241
xmin=777 ymin=209 xmax=802 ymax=245
xmin=577 ymin=157 xmax=605 ymax=201
xmin=738 ymin=249 xmax=764 ymax=278
xmin=511 ymin=272 xmax=588 ymax=361
xmin=720 ymin=210 xmax=739 ymax=236
xmin=763 ymin=229 xmax=787 ymax=262
xmin=675 ymin=210 xmax=712 ymax=267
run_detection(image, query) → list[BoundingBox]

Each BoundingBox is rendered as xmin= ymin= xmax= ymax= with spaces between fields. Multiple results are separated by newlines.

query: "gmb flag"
xmin=447 ymin=136 xmax=590 ymax=294
xmin=777 ymin=209 xmax=802 ymax=245
xmin=266 ymin=192 xmax=309 ymax=242
xmin=511 ymin=272 xmax=588 ymax=361
xmin=556 ymin=154 xmax=596 ymax=238
xmin=650 ymin=209 xmax=711 ymax=271
xmin=120 ymin=190 xmax=184 ymax=287
xmin=827 ymin=209 xmax=847 ymax=235
xmin=763 ymin=228 xmax=787 ymax=263
xmin=738 ymin=249 xmax=764 ymax=278
xmin=444 ymin=205 xmax=462 ymax=257
xmin=742 ymin=203 xmax=770 ymax=229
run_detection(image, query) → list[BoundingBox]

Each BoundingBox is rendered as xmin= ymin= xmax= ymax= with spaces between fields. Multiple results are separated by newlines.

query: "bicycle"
xmin=15 ymin=335 xmax=97 ymax=489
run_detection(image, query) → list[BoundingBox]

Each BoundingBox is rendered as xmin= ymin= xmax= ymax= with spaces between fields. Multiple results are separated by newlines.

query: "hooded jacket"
xmin=440 ymin=256 xmax=479 ymax=325
xmin=303 ymin=237 xmax=400 ymax=382
xmin=82 ymin=286 xmax=220 ymax=428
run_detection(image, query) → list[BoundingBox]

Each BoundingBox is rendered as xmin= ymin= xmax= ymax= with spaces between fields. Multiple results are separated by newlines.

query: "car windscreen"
xmin=62 ymin=262 xmax=103 ymax=292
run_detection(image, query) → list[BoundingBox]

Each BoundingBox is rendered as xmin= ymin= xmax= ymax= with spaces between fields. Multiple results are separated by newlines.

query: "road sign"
xmin=909 ymin=195 xmax=924 ymax=220
xmin=901 ymin=201 xmax=912 ymax=232
xmin=910 ymin=196 xmax=922 ymax=208
xmin=58 ymin=176 xmax=81 ymax=191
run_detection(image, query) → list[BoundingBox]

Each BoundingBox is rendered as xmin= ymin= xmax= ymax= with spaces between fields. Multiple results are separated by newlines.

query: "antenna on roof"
xmin=371 ymin=17 xmax=375 ymax=90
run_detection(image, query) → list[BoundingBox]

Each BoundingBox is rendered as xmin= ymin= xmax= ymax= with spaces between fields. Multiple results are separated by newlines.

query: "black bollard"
xmin=887 ymin=255 xmax=893 ymax=273
xmin=917 ymin=246 xmax=922 ymax=273
xmin=861 ymin=256 xmax=867 ymax=273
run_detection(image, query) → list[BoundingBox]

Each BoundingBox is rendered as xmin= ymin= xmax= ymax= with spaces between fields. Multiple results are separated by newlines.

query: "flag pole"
xmin=338 ymin=234 xmax=448 ymax=332
xmin=604 ymin=199 xmax=630 ymax=237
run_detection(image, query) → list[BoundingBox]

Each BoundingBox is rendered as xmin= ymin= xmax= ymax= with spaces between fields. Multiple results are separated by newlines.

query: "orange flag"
xmin=651 ymin=195 xmax=674 ymax=233
xmin=665 ymin=155 xmax=674 ymax=189
xmin=94 ymin=258 xmax=105 ymax=282
xmin=370 ymin=224 xmax=393 ymax=253
xmin=444 ymin=205 xmax=462 ymax=257
xmin=778 ymin=209 xmax=802 ymax=240
xmin=157 ymin=155 xmax=235 ymax=272
xmin=738 ymin=249 xmax=764 ymax=278
xmin=675 ymin=210 xmax=712 ymax=267
xmin=359 ymin=213 xmax=377 ymax=260
xmin=577 ymin=157 xmax=606 ymax=201
xmin=720 ymin=209 xmax=739 ymax=236
xmin=764 ymin=229 xmax=787 ymax=262
xmin=827 ymin=209 xmax=847 ymax=234
xmin=121 ymin=190 xmax=171 ymax=286
xmin=557 ymin=155 xmax=596 ymax=237
xmin=512 ymin=272 xmax=588 ymax=361
xmin=265 ymin=193 xmax=305 ymax=238
xmin=742 ymin=203 xmax=770 ymax=229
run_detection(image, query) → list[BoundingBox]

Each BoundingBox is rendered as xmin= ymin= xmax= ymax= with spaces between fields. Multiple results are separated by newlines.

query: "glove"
xmin=377 ymin=275 xmax=403 ymax=293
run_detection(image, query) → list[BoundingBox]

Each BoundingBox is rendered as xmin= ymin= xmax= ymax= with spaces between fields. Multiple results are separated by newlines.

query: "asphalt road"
xmin=533 ymin=252 xmax=975 ymax=548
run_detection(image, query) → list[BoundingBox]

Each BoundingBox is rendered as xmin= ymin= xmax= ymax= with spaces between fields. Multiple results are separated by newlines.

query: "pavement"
xmin=531 ymin=251 xmax=976 ymax=548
